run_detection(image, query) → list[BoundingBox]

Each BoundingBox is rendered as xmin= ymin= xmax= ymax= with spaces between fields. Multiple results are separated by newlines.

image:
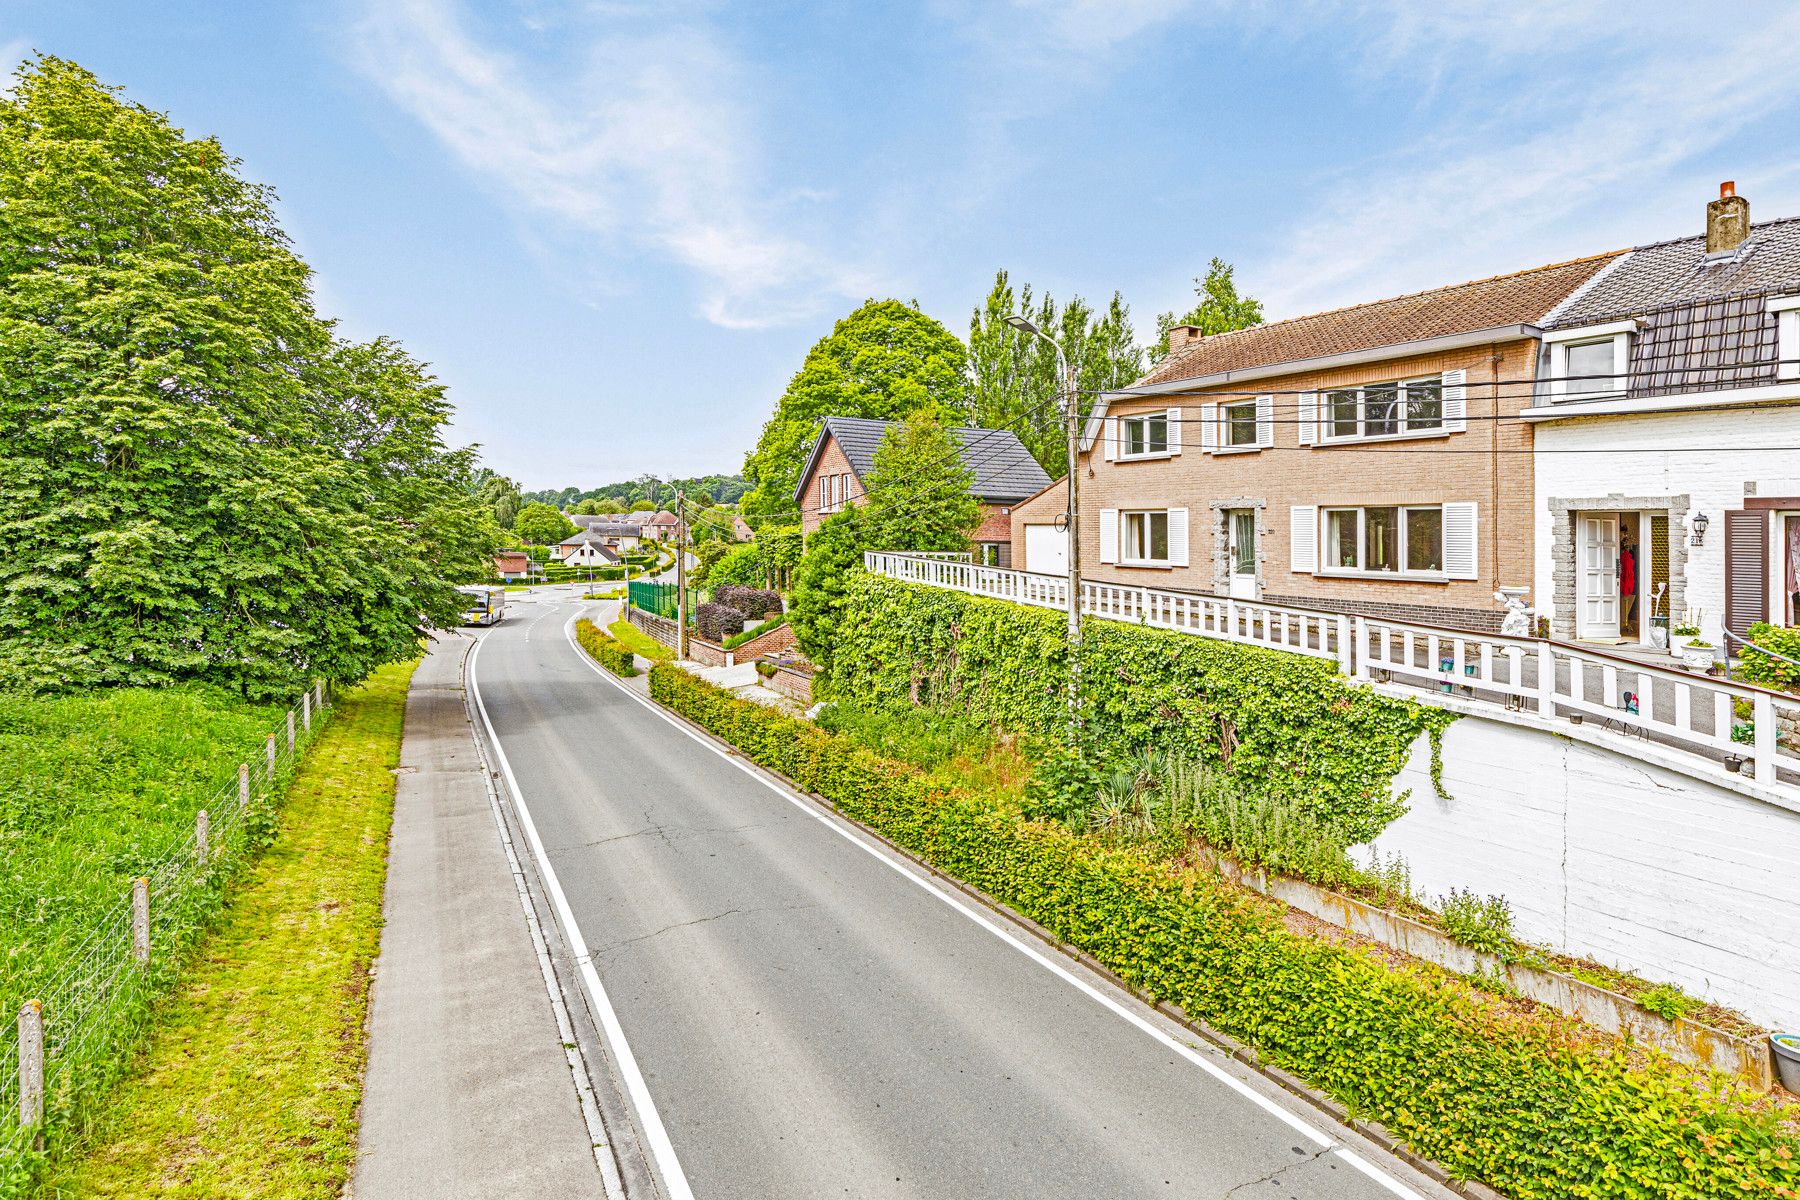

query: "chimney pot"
xmin=1166 ymin=323 xmax=1203 ymax=353
xmin=1705 ymin=182 xmax=1749 ymax=256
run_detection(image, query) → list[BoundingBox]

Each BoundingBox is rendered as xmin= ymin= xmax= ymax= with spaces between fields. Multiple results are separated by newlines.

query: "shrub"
xmin=695 ymin=602 xmax=746 ymax=643
xmin=1637 ymin=982 xmax=1703 ymax=1022
xmin=706 ymin=542 xmax=766 ymax=590
xmin=713 ymin=585 xmax=783 ymax=620
xmin=754 ymin=660 xmax=777 ymax=679
xmin=1735 ymin=622 xmax=1800 ymax=692
xmin=815 ymin=697 xmax=992 ymax=769
xmin=1435 ymin=889 xmax=1515 ymax=959
xmin=574 ymin=618 xmax=636 ymax=676
xmin=647 ymin=665 xmax=1800 ymax=1200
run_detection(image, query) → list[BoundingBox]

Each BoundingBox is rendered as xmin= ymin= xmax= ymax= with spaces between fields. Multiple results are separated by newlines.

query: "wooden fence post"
xmin=18 ymin=1000 xmax=42 ymax=1146
xmin=286 ymin=709 xmax=296 ymax=754
xmin=131 ymin=878 xmax=150 ymax=968
xmin=266 ymin=733 xmax=277 ymax=776
xmin=301 ymin=690 xmax=311 ymax=733
xmin=238 ymin=762 xmax=250 ymax=809
xmin=196 ymin=809 xmax=210 ymax=867
xmin=1536 ymin=642 xmax=1557 ymax=717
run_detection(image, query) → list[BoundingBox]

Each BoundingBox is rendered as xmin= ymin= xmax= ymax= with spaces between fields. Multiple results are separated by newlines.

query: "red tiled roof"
xmin=1141 ymin=252 xmax=1624 ymax=386
xmin=494 ymin=552 xmax=529 ymax=571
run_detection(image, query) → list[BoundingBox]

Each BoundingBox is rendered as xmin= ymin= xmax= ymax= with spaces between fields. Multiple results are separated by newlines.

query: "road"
xmin=468 ymin=592 xmax=1442 ymax=1200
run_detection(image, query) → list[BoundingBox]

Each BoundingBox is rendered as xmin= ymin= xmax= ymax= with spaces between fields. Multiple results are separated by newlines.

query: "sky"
xmin=8 ymin=2 xmax=1800 ymax=491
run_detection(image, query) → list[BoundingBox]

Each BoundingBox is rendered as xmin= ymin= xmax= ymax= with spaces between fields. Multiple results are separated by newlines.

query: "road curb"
xmin=645 ymin=691 xmax=1507 ymax=1200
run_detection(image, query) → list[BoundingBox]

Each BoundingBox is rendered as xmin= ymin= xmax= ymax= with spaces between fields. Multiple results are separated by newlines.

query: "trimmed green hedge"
xmin=575 ymin=618 xmax=637 ymax=677
xmin=829 ymin=573 xmax=1450 ymax=840
xmin=648 ymin=663 xmax=1800 ymax=1200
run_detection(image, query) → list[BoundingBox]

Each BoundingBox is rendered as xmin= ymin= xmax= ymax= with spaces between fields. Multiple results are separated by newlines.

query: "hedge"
xmin=695 ymin=602 xmax=745 ymax=643
xmin=713 ymin=585 xmax=782 ymax=620
xmin=1737 ymin=622 xmax=1800 ymax=693
xmin=648 ymin=663 xmax=1800 ymax=1200
xmin=829 ymin=573 xmax=1451 ymax=840
xmin=575 ymin=618 xmax=637 ymax=677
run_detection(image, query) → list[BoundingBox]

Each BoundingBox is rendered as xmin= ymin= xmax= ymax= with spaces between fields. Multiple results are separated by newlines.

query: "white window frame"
xmin=1220 ymin=398 xmax=1260 ymax=450
xmin=1316 ymin=504 xmax=1450 ymax=580
xmin=1318 ymin=376 xmax=1446 ymax=444
xmin=1769 ymin=295 xmax=1800 ymax=382
xmin=1119 ymin=412 xmax=1171 ymax=460
xmin=1120 ymin=509 xmax=1171 ymax=566
xmin=1545 ymin=320 xmax=1635 ymax=401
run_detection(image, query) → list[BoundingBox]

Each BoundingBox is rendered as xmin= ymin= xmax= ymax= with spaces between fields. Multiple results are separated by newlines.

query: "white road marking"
xmin=559 ymin=608 xmax=1436 ymax=1199
xmin=467 ymin=631 xmax=698 ymax=1200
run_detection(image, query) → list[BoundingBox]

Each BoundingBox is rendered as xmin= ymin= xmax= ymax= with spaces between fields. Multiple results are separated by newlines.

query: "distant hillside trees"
xmin=0 ymin=57 xmax=492 ymax=696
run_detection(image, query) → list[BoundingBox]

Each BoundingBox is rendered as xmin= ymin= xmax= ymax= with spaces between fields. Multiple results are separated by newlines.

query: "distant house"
xmin=640 ymin=510 xmax=680 ymax=541
xmin=494 ymin=551 xmax=532 ymax=581
xmin=563 ymin=517 xmax=643 ymax=552
xmin=558 ymin=532 xmax=622 ymax=568
xmin=794 ymin=415 xmax=1053 ymax=567
xmin=732 ymin=514 xmax=755 ymax=542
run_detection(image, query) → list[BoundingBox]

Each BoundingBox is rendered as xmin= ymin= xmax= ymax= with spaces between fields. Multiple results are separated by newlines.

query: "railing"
xmin=865 ymin=552 xmax=1795 ymax=791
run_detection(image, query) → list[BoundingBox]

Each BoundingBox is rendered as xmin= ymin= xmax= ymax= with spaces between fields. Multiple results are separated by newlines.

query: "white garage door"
xmin=1024 ymin=524 xmax=1068 ymax=577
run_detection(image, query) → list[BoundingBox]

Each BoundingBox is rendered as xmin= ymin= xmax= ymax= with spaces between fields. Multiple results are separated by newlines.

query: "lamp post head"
xmin=1002 ymin=314 xmax=1041 ymax=336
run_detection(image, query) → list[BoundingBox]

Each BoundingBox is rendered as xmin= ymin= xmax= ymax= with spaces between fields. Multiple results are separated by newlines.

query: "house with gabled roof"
xmin=795 ymin=415 xmax=1053 ymax=566
xmin=640 ymin=510 xmax=680 ymax=541
xmin=1526 ymin=183 xmax=1800 ymax=652
xmin=1065 ymin=251 xmax=1622 ymax=631
xmin=556 ymin=531 xmax=622 ymax=568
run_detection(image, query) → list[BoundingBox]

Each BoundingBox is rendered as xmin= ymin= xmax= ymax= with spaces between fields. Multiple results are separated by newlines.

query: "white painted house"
xmin=1527 ymin=183 xmax=1800 ymax=652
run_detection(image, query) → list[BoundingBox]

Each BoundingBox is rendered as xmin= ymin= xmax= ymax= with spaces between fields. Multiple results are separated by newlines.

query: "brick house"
xmin=795 ymin=415 xmax=1052 ymax=566
xmin=640 ymin=510 xmax=679 ymax=542
xmin=494 ymin=551 xmax=531 ymax=581
xmin=1062 ymin=253 xmax=1621 ymax=632
xmin=1526 ymin=184 xmax=1800 ymax=650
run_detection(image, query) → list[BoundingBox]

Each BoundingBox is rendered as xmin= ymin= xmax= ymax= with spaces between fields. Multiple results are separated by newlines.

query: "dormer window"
xmin=1770 ymin=295 xmax=1800 ymax=382
xmin=1545 ymin=320 xmax=1635 ymax=401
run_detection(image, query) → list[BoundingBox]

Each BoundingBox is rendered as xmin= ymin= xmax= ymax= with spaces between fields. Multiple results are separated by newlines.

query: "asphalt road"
xmin=470 ymin=593 xmax=1438 ymax=1200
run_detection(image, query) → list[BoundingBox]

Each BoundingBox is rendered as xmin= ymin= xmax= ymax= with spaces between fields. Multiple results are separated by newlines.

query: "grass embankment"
xmin=608 ymin=618 xmax=673 ymax=663
xmin=36 ymin=661 xmax=415 ymax=1199
xmin=0 ymin=687 xmax=282 ymax=1017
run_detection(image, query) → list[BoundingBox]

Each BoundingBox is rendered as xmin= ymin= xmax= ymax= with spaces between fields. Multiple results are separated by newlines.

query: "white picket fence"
xmin=864 ymin=551 xmax=1793 ymax=791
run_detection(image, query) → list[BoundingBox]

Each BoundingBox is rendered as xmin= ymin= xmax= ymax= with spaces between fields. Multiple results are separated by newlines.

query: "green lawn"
xmin=609 ymin=618 xmax=674 ymax=663
xmin=36 ymin=660 xmax=415 ymax=1199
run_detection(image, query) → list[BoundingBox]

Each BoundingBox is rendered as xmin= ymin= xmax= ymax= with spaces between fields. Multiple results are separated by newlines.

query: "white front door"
xmin=1024 ymin=524 xmax=1068 ymax=577
xmin=1579 ymin=514 xmax=1621 ymax=640
xmin=1228 ymin=510 xmax=1259 ymax=599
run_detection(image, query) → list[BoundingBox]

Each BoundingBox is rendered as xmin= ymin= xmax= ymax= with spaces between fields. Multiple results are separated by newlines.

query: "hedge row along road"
xmin=466 ymin=593 xmax=1444 ymax=1199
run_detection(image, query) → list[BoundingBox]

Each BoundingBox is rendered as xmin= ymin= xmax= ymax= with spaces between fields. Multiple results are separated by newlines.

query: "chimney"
xmin=1706 ymin=180 xmax=1749 ymax=256
xmin=1166 ymin=323 xmax=1203 ymax=353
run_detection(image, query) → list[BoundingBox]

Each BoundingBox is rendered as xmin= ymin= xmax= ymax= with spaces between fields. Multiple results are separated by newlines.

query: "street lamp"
xmin=1003 ymin=314 xmax=1082 ymax=736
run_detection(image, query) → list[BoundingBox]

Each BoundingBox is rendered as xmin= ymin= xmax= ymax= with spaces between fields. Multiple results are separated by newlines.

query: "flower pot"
xmin=1680 ymin=645 xmax=1715 ymax=672
xmin=1773 ymin=1033 xmax=1800 ymax=1094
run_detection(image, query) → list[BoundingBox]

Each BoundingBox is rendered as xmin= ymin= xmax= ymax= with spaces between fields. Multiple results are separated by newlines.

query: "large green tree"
xmin=858 ymin=413 xmax=981 ymax=553
xmin=512 ymin=502 xmax=577 ymax=546
xmin=741 ymin=300 xmax=970 ymax=516
xmin=967 ymin=271 xmax=1144 ymax=478
xmin=0 ymin=56 xmax=490 ymax=696
xmin=1152 ymin=257 xmax=1264 ymax=361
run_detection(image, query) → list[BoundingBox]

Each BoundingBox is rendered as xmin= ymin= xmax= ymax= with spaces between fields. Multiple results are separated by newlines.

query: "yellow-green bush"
xmin=575 ymin=618 xmax=636 ymax=677
xmin=649 ymin=663 xmax=1800 ymax=1200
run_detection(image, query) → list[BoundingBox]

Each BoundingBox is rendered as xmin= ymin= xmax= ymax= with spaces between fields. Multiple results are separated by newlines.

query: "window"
xmin=1122 ymin=510 xmax=1170 ymax=564
xmin=1122 ymin=413 xmax=1169 ymax=457
xmin=1321 ymin=506 xmax=1446 ymax=575
xmin=1562 ymin=339 xmax=1616 ymax=392
xmin=819 ymin=476 xmax=829 ymax=513
xmin=1321 ymin=377 xmax=1442 ymax=441
xmin=1223 ymin=400 xmax=1259 ymax=447
xmin=1546 ymin=321 xmax=1633 ymax=400
xmin=978 ymin=543 xmax=1002 ymax=566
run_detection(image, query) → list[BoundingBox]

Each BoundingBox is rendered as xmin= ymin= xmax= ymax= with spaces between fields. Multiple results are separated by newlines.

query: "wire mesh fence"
xmin=0 ymin=681 xmax=334 ymax=1189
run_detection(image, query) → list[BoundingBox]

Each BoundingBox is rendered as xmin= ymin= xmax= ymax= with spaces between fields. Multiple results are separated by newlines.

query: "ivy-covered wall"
xmin=829 ymin=573 xmax=1451 ymax=840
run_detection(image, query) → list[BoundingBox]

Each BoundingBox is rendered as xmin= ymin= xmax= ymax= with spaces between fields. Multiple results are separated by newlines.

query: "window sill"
xmin=1315 ymin=569 xmax=1451 ymax=584
xmin=1117 ymin=560 xmax=1175 ymax=570
xmin=1316 ymin=428 xmax=1451 ymax=447
xmin=1116 ymin=451 xmax=1175 ymax=462
xmin=1207 ymin=445 xmax=1263 ymax=456
xmin=1549 ymin=389 xmax=1627 ymax=404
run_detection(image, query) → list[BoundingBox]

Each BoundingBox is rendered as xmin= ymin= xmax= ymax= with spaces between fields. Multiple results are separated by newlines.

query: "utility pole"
xmin=1004 ymin=314 xmax=1083 ymax=740
xmin=675 ymin=487 xmax=689 ymax=660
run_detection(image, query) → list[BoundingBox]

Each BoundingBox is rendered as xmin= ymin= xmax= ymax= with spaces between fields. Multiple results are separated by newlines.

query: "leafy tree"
xmin=859 ymin=413 xmax=981 ymax=552
xmin=741 ymin=300 xmax=970 ymax=515
xmin=0 ymin=56 xmax=490 ymax=696
xmin=1152 ymin=257 xmax=1264 ymax=361
xmin=967 ymin=271 xmax=1143 ymax=477
xmin=471 ymin=469 xmax=523 ymax=529
xmin=513 ymin=502 xmax=577 ymax=546
xmin=590 ymin=497 xmax=627 ymax=514
xmin=788 ymin=509 xmax=869 ymax=674
xmin=703 ymin=542 xmax=765 ymax=589
xmin=571 ymin=498 xmax=602 ymax=516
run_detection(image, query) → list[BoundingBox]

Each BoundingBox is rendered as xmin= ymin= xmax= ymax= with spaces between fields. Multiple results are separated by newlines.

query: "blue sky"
xmin=8 ymin=3 xmax=1800 ymax=491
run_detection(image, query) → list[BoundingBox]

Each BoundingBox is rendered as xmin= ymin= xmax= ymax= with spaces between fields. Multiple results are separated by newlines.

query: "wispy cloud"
xmin=350 ymin=0 xmax=870 ymax=328
xmin=1247 ymin=4 xmax=1800 ymax=314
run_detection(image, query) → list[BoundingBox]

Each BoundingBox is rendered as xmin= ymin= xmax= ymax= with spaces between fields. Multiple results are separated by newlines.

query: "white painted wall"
xmin=1358 ymin=714 xmax=1800 ymax=1029
xmin=1532 ymin=408 xmax=1800 ymax=644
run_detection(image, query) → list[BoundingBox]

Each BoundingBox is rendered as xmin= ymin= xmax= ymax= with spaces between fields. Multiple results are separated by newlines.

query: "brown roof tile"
xmin=1141 ymin=252 xmax=1624 ymax=386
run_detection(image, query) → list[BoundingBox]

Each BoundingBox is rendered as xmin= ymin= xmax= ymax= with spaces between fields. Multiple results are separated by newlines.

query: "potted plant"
xmin=1680 ymin=638 xmax=1714 ymax=672
xmin=1773 ymin=1033 xmax=1800 ymax=1094
xmin=1670 ymin=615 xmax=1701 ymax=655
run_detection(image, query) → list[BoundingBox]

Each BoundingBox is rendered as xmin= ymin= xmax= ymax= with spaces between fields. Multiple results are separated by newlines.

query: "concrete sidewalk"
xmin=353 ymin=633 xmax=605 ymax=1199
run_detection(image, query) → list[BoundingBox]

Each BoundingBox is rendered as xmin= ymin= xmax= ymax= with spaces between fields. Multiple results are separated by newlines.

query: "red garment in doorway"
xmin=1620 ymin=545 xmax=1636 ymax=596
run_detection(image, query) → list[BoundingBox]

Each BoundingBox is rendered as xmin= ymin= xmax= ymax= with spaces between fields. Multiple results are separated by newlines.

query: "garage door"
xmin=1024 ymin=524 xmax=1068 ymax=577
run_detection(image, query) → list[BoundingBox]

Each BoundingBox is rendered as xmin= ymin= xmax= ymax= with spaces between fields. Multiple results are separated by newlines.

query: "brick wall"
xmin=627 ymin=606 xmax=680 ymax=648
xmin=765 ymin=662 xmax=814 ymax=705
xmin=688 ymin=637 xmax=729 ymax=668
xmin=735 ymin=622 xmax=798 ymax=659
xmin=1079 ymin=340 xmax=1538 ymax=631
xmin=798 ymin=434 xmax=863 ymax=533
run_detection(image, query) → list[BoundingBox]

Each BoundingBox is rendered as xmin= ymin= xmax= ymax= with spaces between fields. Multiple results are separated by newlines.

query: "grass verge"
xmin=34 ymin=661 xmax=416 ymax=1199
xmin=608 ymin=618 xmax=673 ymax=663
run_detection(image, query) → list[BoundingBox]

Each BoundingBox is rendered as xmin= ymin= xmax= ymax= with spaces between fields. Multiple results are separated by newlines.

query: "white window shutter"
xmin=1443 ymin=502 xmax=1478 ymax=579
xmin=1255 ymin=394 xmax=1274 ymax=448
xmin=1297 ymin=392 xmax=1318 ymax=445
xmin=1167 ymin=507 xmax=1188 ymax=567
xmin=1102 ymin=416 xmax=1115 ymax=461
xmin=1199 ymin=403 xmax=1218 ymax=452
xmin=819 ymin=477 xmax=828 ymax=512
xmin=1099 ymin=508 xmax=1119 ymax=564
xmin=1441 ymin=369 xmax=1467 ymax=432
xmin=1289 ymin=506 xmax=1318 ymax=573
xmin=1166 ymin=407 xmax=1182 ymax=455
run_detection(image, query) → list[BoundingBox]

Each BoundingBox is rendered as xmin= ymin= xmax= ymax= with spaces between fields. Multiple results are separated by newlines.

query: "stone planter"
xmin=1774 ymin=1034 xmax=1800 ymax=1094
xmin=1680 ymin=644 xmax=1716 ymax=672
